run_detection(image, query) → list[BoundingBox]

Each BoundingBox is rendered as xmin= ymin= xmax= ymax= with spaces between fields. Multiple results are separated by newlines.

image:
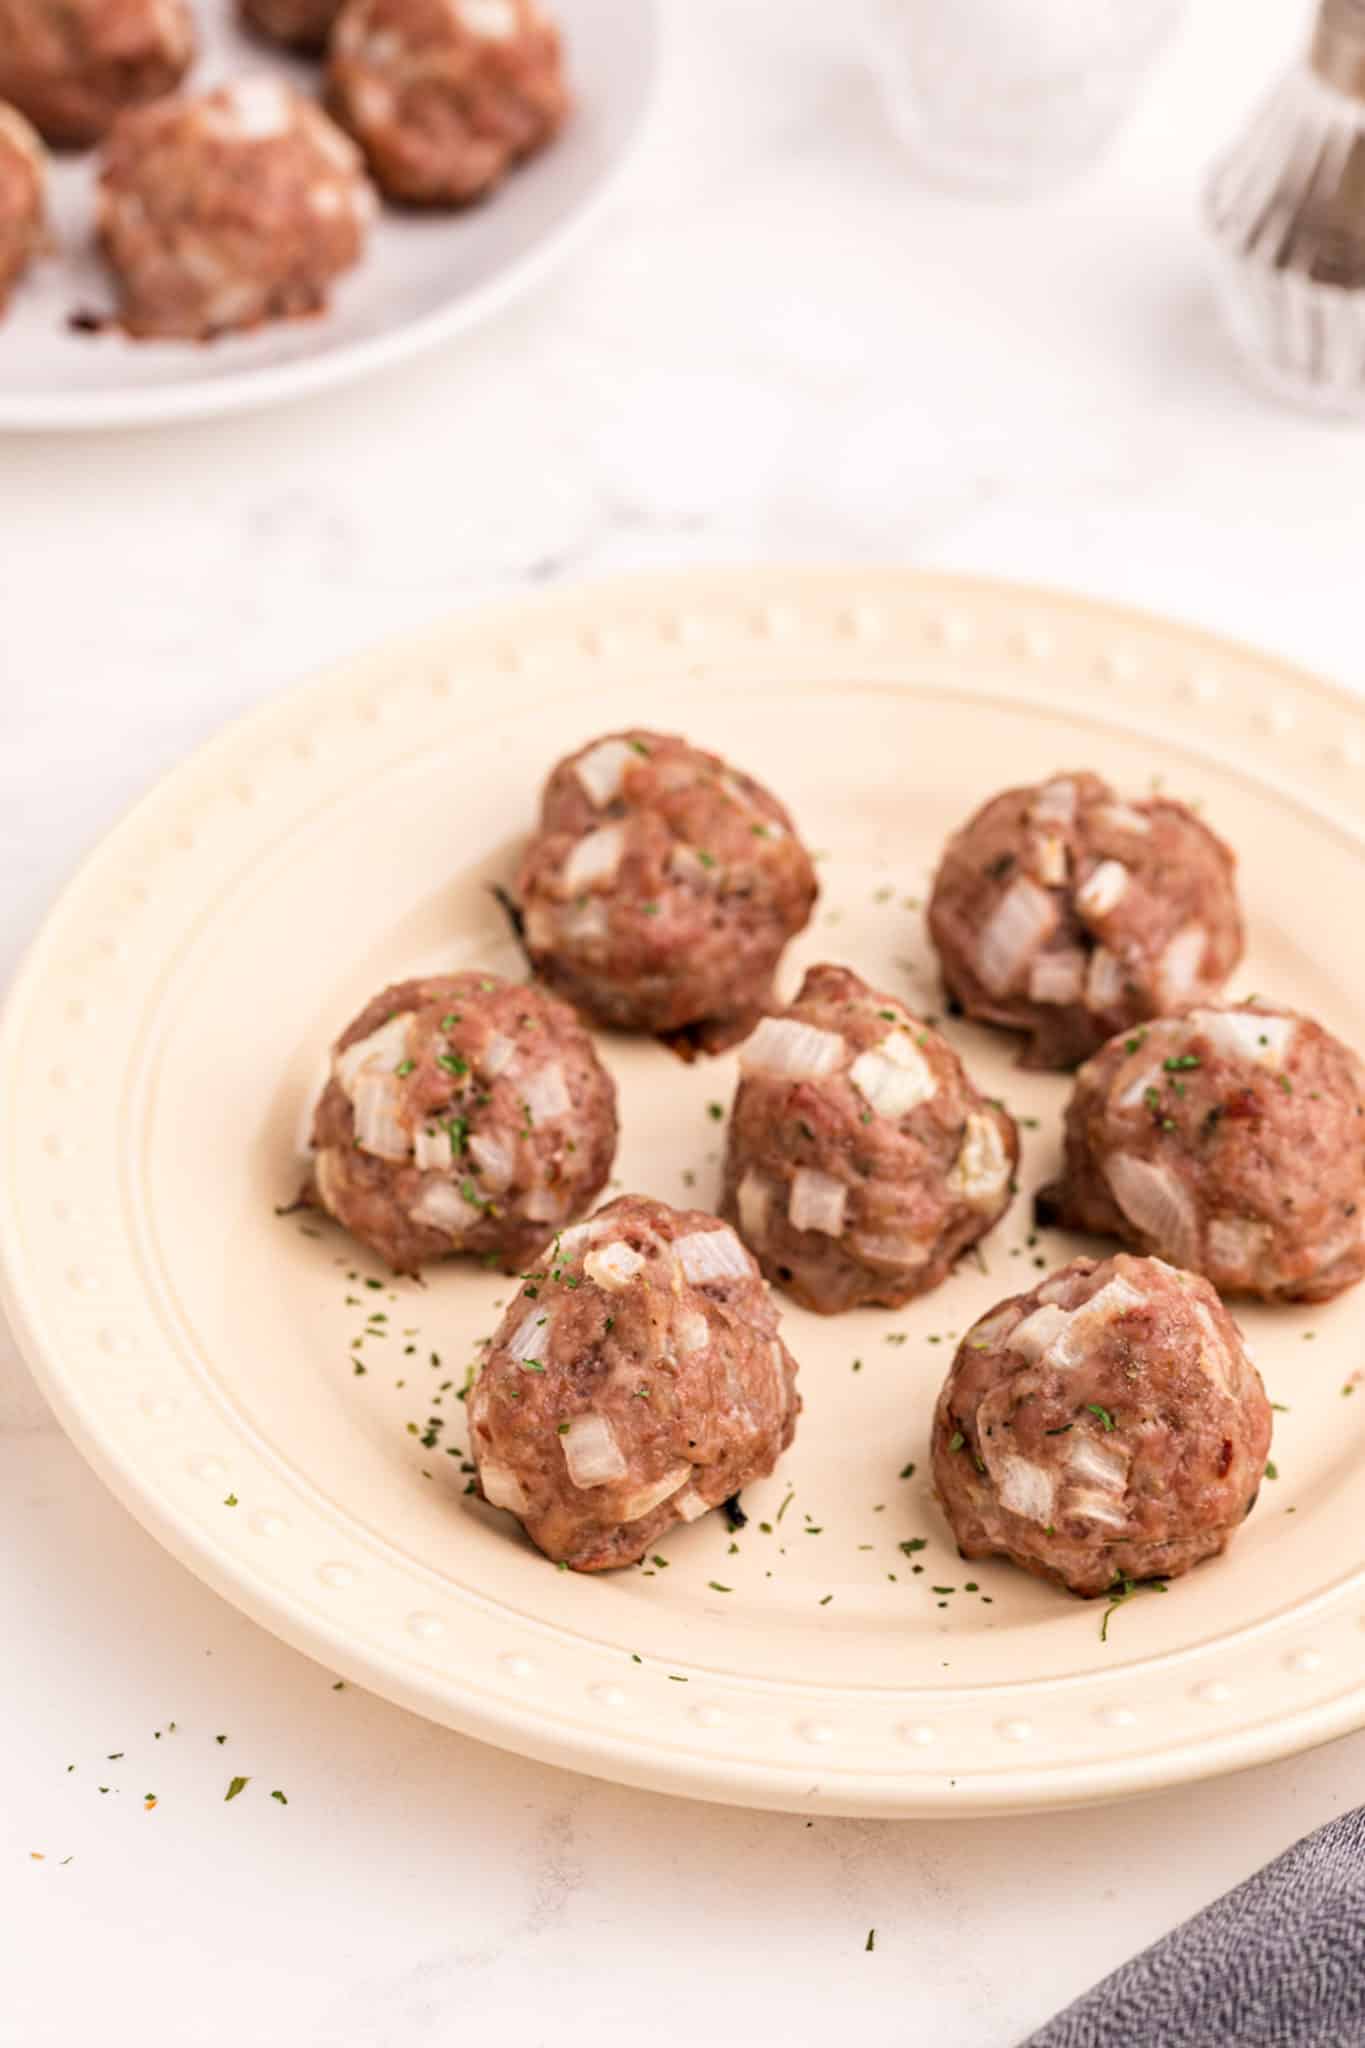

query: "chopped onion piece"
xmin=1207 ymin=1214 xmax=1270 ymax=1278
xmin=675 ymin=1309 xmax=710 ymax=1355
xmin=976 ymin=878 xmax=1058 ymax=996
xmin=967 ymin=1303 xmax=1022 ymax=1349
xmin=523 ymin=903 xmax=557 ymax=951
xmin=561 ymin=1412 xmax=629 ymax=1488
xmin=1086 ymin=946 xmax=1125 ymax=1012
xmin=675 ymin=1227 xmax=751 ymax=1285
xmin=1068 ymin=1433 xmax=1130 ymax=1493
xmin=996 ymin=1455 xmax=1056 ymax=1524
xmin=1035 ymin=1274 xmax=1075 ymax=1305
xmin=668 ymin=844 xmax=712 ymax=883
xmin=741 ymin=1016 xmax=846 ymax=1080
xmin=521 ymin=1187 xmax=566 ymax=1224
xmin=561 ymin=898 xmax=609 ymax=947
xmin=1032 ymin=832 xmax=1069 ymax=886
xmin=1103 ymin=1153 xmax=1199 ymax=1266
xmin=1029 ymin=949 xmax=1086 ymax=1006
xmin=413 ymin=1123 xmax=454 ymax=1172
xmin=555 ymin=1219 xmax=603 ymax=1256
xmin=948 ymin=1113 xmax=1011 ymax=1207
xmin=507 ymin=1306 xmax=551 ymax=1365
xmin=1009 ymin=1303 xmax=1072 ymax=1361
xmin=334 ymin=1012 xmax=413 ymax=1095
xmin=736 ymin=1170 xmax=771 ymax=1244
xmin=467 ymin=1130 xmax=514 ymax=1188
xmin=1187 ymin=1296 xmax=1235 ymax=1391
xmin=789 ymin=1167 xmax=848 ymax=1236
xmin=1094 ymin=802 xmax=1150 ymax=836
xmin=1048 ymin=1276 xmax=1146 ymax=1369
xmin=478 ymin=1462 xmax=529 ymax=1515
xmin=850 ymin=1230 xmax=930 ymax=1268
xmin=521 ymin=1060 xmax=571 ymax=1124
xmin=562 ymin=823 xmax=625 ymax=896
xmin=1158 ymin=923 xmax=1208 ymax=1007
xmin=313 ymin=1145 xmax=346 ymax=1214
xmin=410 ymin=1179 xmax=481 ymax=1234
xmin=1031 ymin=778 xmax=1077 ymax=827
xmin=1115 ymin=1064 xmax=1161 ymax=1111
xmin=621 ymin=1466 xmax=691 ymax=1521
xmin=481 ymin=1033 xmax=516 ymax=1079
xmin=850 ymin=1032 xmax=936 ymax=1118
xmin=574 ymin=736 xmax=633 ymax=807
xmin=1062 ymin=1487 xmax=1128 ymax=1530
xmin=352 ymin=1072 xmax=410 ymax=1160
xmin=674 ymin=1486 xmax=711 ymax=1523
xmin=584 ymin=1240 xmax=645 ymax=1291
xmin=1191 ymin=1009 xmax=1296 ymax=1067
xmin=1076 ymin=859 xmax=1129 ymax=921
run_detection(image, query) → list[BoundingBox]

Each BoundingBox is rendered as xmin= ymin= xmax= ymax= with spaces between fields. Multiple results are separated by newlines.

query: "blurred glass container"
xmin=1205 ymin=0 xmax=1365 ymax=417
xmin=867 ymin=0 xmax=1188 ymax=196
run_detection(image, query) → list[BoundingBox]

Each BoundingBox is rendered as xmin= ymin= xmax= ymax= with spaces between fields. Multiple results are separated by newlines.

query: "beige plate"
xmin=5 ymin=567 xmax=1365 ymax=1817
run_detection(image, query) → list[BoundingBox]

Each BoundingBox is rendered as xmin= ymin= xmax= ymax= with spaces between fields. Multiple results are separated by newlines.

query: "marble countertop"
xmin=6 ymin=1 xmax=1364 ymax=2041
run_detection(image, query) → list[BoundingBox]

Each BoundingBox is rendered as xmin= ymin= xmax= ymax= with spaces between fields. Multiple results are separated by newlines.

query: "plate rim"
xmin=6 ymin=562 xmax=1365 ymax=1817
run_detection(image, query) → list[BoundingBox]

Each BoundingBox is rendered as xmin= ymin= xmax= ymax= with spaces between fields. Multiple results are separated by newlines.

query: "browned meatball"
xmin=0 ymin=0 xmax=193 ymax=147
xmin=327 ymin=0 xmax=570 ymax=207
xmin=720 ymin=963 xmax=1018 ymax=1313
xmin=932 ymin=1254 xmax=1271 ymax=1597
xmin=310 ymin=971 xmax=617 ymax=1273
xmin=928 ymin=771 xmax=1243 ymax=1070
xmin=240 ymin=0 xmax=341 ymax=50
xmin=1039 ymin=1002 xmax=1365 ymax=1302
xmin=517 ymin=730 xmax=819 ymax=1048
xmin=0 ymin=104 xmax=43 ymax=312
xmin=469 ymin=1195 xmax=801 ymax=1569
xmin=96 ymin=80 xmax=375 ymax=340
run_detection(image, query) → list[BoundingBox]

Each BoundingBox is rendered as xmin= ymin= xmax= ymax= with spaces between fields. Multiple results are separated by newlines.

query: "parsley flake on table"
xmin=224 ymin=1776 xmax=249 ymax=1802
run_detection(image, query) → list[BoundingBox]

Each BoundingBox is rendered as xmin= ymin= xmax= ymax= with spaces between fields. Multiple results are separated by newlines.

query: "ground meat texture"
xmin=96 ymin=79 xmax=375 ymax=341
xmin=0 ymin=104 xmax=43 ymax=312
xmin=932 ymin=1253 xmax=1271 ymax=1597
xmin=240 ymin=0 xmax=340 ymax=50
xmin=469 ymin=1195 xmax=800 ymax=1570
xmin=327 ymin=0 xmax=569 ymax=207
xmin=1040 ymin=1002 xmax=1365 ymax=1302
xmin=517 ymin=730 xmax=819 ymax=1046
xmin=0 ymin=0 xmax=193 ymax=147
xmin=309 ymin=971 xmax=617 ymax=1274
xmin=928 ymin=771 xmax=1244 ymax=1070
xmin=719 ymin=963 xmax=1018 ymax=1313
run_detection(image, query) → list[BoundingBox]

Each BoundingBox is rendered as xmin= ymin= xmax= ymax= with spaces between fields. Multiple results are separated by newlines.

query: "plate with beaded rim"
xmin=0 ymin=0 xmax=659 ymax=432
xmin=5 ymin=565 xmax=1365 ymax=1817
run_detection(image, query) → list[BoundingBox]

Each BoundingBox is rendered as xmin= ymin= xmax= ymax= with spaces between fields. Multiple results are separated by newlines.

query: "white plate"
xmin=6 ymin=566 xmax=1365 ymax=1818
xmin=0 ymin=0 xmax=659 ymax=431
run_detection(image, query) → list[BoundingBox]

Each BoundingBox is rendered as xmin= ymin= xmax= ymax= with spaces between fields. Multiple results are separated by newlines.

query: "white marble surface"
xmin=5 ymin=1 xmax=1365 ymax=2041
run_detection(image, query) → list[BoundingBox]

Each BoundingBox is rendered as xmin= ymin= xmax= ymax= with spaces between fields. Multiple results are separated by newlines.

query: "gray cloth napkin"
xmin=1022 ymin=1807 xmax=1365 ymax=2048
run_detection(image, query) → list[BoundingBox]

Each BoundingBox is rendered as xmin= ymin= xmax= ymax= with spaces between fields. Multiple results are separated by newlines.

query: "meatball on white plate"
xmin=722 ymin=963 xmax=1017 ymax=1312
xmin=932 ymin=1254 xmax=1272 ymax=1597
xmin=470 ymin=1195 xmax=800 ymax=1569
xmin=518 ymin=728 xmax=819 ymax=1049
xmin=0 ymin=0 xmax=193 ymax=147
xmin=929 ymin=770 xmax=1244 ymax=1069
xmin=1041 ymin=1002 xmax=1365 ymax=1302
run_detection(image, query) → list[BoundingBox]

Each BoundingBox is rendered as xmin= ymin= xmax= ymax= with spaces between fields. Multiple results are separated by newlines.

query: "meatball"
xmin=928 ymin=771 xmax=1243 ymax=1069
xmin=0 ymin=0 xmax=193 ymax=148
xmin=240 ymin=0 xmax=340 ymax=50
xmin=0 ymin=104 xmax=44 ymax=313
xmin=517 ymin=730 xmax=819 ymax=1047
xmin=720 ymin=963 xmax=1017 ymax=1313
xmin=327 ymin=0 xmax=570 ymax=207
xmin=309 ymin=971 xmax=617 ymax=1273
xmin=1039 ymin=1002 xmax=1365 ymax=1302
xmin=932 ymin=1254 xmax=1271 ymax=1597
xmin=96 ymin=79 xmax=375 ymax=340
xmin=469 ymin=1195 xmax=800 ymax=1569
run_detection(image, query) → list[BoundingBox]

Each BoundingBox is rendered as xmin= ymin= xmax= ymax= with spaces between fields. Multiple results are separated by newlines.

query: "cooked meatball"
xmin=0 ymin=0 xmax=193 ymax=148
xmin=932 ymin=1254 xmax=1271 ymax=1597
xmin=928 ymin=771 xmax=1243 ymax=1070
xmin=1039 ymin=1002 xmax=1365 ymax=1302
xmin=720 ymin=963 xmax=1017 ymax=1313
xmin=517 ymin=730 xmax=819 ymax=1047
xmin=0 ymin=104 xmax=44 ymax=312
xmin=310 ymin=971 xmax=617 ymax=1273
xmin=240 ymin=0 xmax=340 ymax=50
xmin=96 ymin=79 xmax=375 ymax=340
xmin=327 ymin=0 xmax=570 ymax=207
xmin=470 ymin=1195 xmax=800 ymax=1569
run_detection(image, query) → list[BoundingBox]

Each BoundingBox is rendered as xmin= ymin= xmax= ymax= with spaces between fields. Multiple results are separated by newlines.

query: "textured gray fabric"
xmin=1022 ymin=1807 xmax=1365 ymax=2048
